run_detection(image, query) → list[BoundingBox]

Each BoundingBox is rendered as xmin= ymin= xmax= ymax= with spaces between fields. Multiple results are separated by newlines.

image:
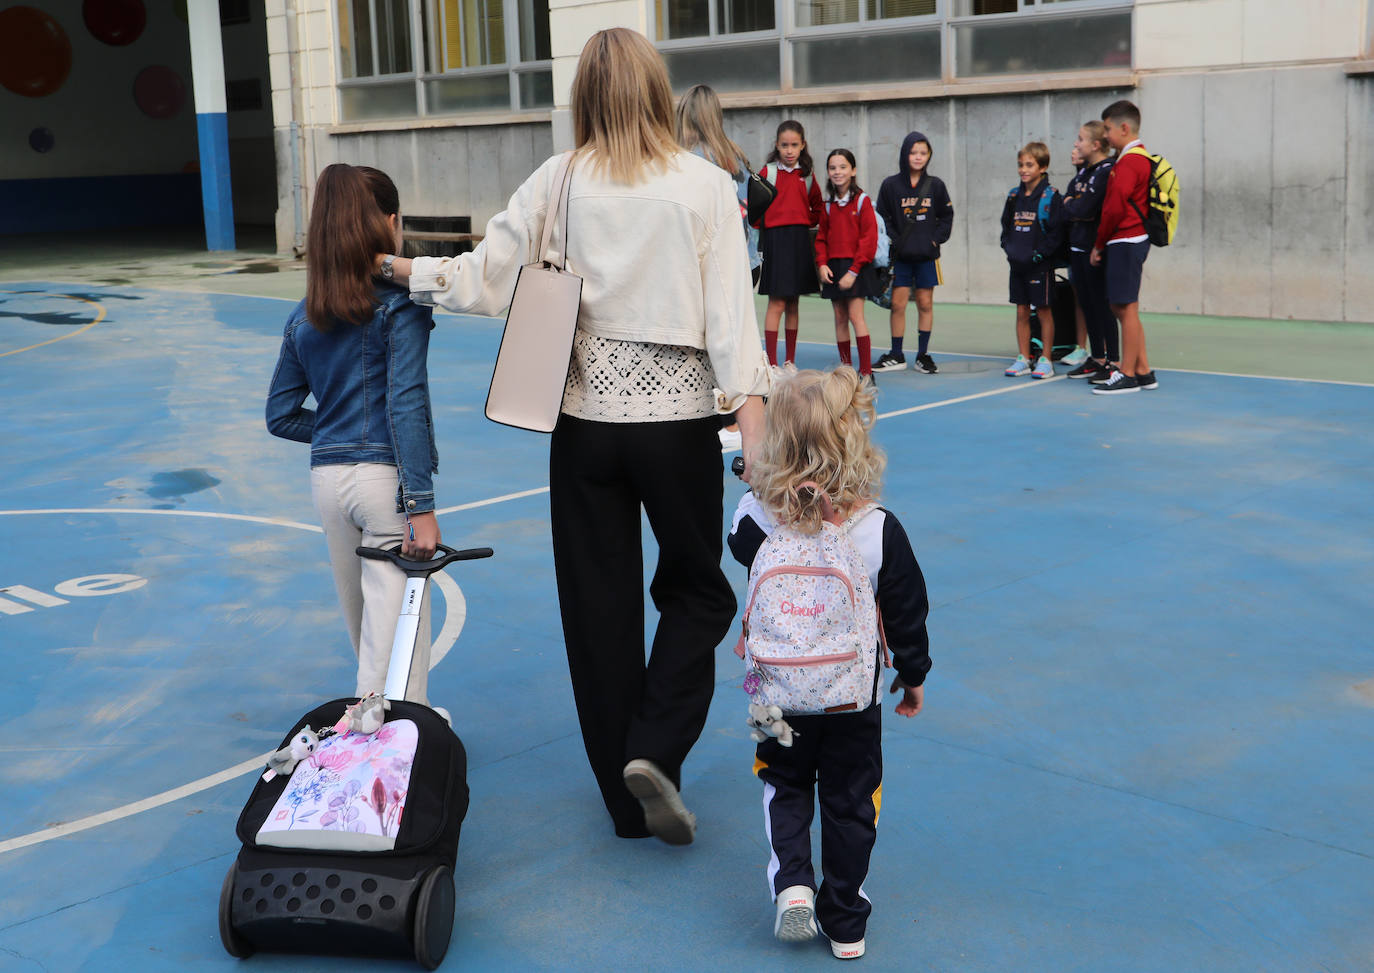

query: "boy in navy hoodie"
xmin=874 ymin=131 xmax=953 ymax=374
xmin=1000 ymin=141 xmax=1064 ymax=380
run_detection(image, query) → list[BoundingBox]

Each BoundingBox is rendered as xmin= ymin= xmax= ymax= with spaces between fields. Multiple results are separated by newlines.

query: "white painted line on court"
xmin=434 ymin=486 xmax=549 ymax=516
xmin=0 ymin=753 xmax=275 ymax=856
xmin=0 ymin=507 xmax=472 ymax=855
xmin=877 ymin=377 xmax=1060 ymax=419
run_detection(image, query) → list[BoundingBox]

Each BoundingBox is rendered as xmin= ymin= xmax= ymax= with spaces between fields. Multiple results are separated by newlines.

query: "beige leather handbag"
xmin=485 ymin=152 xmax=582 ymax=432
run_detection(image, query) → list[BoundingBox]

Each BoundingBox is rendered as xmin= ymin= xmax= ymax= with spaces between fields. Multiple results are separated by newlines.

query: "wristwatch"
xmin=380 ymin=254 xmax=397 ymax=280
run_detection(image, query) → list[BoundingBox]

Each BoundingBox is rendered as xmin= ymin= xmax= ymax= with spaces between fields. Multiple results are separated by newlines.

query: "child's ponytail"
xmin=765 ymin=119 xmax=815 ymax=178
xmin=305 ymin=164 xmax=400 ymax=330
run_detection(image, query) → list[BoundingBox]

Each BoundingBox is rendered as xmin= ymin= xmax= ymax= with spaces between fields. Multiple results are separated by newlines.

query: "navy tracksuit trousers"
xmin=754 ymin=704 xmax=883 ymax=944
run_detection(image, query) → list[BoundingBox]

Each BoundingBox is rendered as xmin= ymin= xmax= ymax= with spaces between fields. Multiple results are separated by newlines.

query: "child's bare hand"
xmin=839 ymin=271 xmax=856 ymax=291
xmin=890 ymin=676 xmax=924 ymax=717
xmin=818 ymin=265 xmax=834 ymax=284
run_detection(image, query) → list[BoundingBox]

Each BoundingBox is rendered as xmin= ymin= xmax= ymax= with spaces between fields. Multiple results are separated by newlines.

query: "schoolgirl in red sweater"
xmin=814 ymin=149 xmax=879 ymax=379
xmin=757 ymin=120 xmax=823 ymax=367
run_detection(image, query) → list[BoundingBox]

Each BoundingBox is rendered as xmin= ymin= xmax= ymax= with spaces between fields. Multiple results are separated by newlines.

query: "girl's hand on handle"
xmin=402 ymin=511 xmax=440 ymax=561
xmin=890 ymin=675 xmax=924 ymax=717
xmin=818 ymin=264 xmax=834 ymax=285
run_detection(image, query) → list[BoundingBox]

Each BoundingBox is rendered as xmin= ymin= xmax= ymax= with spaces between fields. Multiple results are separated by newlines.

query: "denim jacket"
xmin=266 ymin=282 xmax=438 ymax=514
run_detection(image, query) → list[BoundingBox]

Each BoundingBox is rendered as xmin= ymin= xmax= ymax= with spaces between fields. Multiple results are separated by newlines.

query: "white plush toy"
xmin=262 ymin=727 xmax=319 ymax=781
xmin=335 ymin=693 xmax=390 ymax=736
xmin=746 ymin=702 xmax=797 ymax=747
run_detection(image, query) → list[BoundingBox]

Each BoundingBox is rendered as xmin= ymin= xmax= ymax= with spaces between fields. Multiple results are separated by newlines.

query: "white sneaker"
xmin=1005 ymin=355 xmax=1031 ymax=377
xmin=622 ymin=759 xmax=696 ymax=845
xmin=1031 ymin=356 xmax=1055 ymax=379
xmin=717 ymin=427 xmax=742 ymax=451
xmin=830 ymin=938 xmax=866 ymax=960
xmin=1061 ymin=346 xmax=1089 ymax=367
xmin=773 ymin=885 xmax=817 ymax=942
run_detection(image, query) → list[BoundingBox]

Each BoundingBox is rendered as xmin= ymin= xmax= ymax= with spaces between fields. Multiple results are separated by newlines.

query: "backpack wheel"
xmin=412 ymin=864 xmax=455 ymax=971
xmin=218 ymin=862 xmax=254 ymax=959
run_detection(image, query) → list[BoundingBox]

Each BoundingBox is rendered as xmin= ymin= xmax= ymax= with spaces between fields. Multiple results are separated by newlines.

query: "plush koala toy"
xmin=336 ymin=693 xmax=390 ymax=736
xmin=262 ymin=727 xmax=319 ymax=781
xmin=746 ymin=702 xmax=797 ymax=748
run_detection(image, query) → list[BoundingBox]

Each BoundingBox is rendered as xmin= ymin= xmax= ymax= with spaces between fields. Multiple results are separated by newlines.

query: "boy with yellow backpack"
xmin=1089 ymin=99 xmax=1180 ymax=396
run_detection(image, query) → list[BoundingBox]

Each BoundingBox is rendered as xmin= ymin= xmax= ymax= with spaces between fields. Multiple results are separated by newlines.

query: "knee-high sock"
xmin=765 ymin=330 xmax=779 ymax=366
xmin=917 ymin=330 xmax=931 ymax=358
xmin=784 ymin=329 xmax=798 ymax=365
xmin=837 ymin=339 xmax=851 ymax=365
xmin=856 ymin=335 xmax=872 ymax=375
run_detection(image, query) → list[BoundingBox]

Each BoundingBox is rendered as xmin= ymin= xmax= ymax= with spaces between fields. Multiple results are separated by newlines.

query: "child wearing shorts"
xmin=1000 ymin=142 xmax=1065 ymax=380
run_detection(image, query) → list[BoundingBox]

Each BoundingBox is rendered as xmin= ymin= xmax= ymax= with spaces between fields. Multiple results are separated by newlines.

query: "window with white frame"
xmin=654 ymin=0 xmax=1132 ymax=92
xmin=336 ymin=0 xmax=553 ymax=121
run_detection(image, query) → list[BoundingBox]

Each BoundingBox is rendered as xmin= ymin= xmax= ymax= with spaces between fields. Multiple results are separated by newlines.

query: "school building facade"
xmin=265 ymin=0 xmax=1374 ymax=322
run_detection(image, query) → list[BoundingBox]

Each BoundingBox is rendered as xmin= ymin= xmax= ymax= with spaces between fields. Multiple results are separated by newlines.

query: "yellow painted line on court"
xmin=0 ymin=290 xmax=106 ymax=359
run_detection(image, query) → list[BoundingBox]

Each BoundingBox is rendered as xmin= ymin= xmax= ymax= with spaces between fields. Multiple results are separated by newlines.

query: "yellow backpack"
xmin=1124 ymin=146 xmax=1180 ymax=246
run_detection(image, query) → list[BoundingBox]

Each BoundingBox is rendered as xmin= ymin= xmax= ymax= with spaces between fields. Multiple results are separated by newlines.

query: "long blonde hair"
xmin=570 ymin=28 xmax=678 ymax=184
xmin=751 ymin=368 xmax=886 ymax=534
xmin=675 ymin=84 xmax=748 ymax=178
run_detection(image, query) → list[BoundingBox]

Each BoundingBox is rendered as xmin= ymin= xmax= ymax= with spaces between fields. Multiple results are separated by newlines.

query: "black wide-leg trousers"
xmin=549 ymin=414 xmax=737 ymax=837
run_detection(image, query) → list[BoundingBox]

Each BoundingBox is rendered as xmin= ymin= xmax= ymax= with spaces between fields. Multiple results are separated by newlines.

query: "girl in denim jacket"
xmin=266 ymin=164 xmax=442 ymax=706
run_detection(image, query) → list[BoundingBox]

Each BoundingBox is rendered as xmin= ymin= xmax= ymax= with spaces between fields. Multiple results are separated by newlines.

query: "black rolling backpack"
xmin=219 ymin=543 xmax=492 ymax=970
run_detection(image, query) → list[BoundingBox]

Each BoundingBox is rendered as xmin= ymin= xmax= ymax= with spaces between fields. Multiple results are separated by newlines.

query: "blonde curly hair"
xmin=750 ymin=368 xmax=886 ymax=534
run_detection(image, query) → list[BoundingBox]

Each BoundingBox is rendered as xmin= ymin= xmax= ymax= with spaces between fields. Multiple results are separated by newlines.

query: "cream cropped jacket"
xmin=407 ymin=150 xmax=771 ymax=413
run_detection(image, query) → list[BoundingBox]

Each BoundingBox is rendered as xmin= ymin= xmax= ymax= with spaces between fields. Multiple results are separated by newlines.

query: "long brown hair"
xmin=676 ymin=84 xmax=748 ymax=177
xmin=570 ymin=28 xmax=678 ymax=184
xmin=305 ymin=164 xmax=399 ymax=329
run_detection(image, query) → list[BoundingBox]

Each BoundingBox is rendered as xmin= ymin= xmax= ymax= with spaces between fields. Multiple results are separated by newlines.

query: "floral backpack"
xmin=735 ymin=501 xmax=888 ymax=716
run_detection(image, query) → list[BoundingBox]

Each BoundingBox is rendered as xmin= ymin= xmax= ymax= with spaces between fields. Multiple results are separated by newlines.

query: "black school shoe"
xmin=914 ymin=353 xmax=938 ymax=374
xmin=1067 ymin=358 xmax=1104 ymax=379
xmin=1137 ymin=370 xmax=1159 ymax=389
xmin=1092 ymin=371 xmax=1140 ymax=395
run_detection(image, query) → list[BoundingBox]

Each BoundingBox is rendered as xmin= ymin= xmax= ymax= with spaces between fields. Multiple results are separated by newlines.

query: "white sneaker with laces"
xmin=773 ymin=886 xmax=817 ymax=942
xmin=1005 ymin=355 xmax=1031 ymax=377
xmin=1031 ymin=356 xmax=1055 ymax=379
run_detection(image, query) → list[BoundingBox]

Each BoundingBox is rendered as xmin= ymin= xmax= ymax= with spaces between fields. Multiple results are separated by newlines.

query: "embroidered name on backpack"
xmin=780 ymin=600 xmax=826 ymax=617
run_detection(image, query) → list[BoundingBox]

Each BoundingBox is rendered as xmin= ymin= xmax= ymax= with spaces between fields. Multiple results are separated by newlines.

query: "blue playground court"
xmin=2 ymin=282 xmax=1373 ymax=972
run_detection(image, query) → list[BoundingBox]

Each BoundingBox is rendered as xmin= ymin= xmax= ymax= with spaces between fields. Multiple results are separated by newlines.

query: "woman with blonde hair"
xmin=676 ymin=82 xmax=760 ymax=449
xmin=378 ymin=28 xmax=770 ymax=845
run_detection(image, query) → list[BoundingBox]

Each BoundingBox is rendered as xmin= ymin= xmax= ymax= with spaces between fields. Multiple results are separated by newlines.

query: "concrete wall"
xmin=1135 ymin=0 xmax=1369 ymax=70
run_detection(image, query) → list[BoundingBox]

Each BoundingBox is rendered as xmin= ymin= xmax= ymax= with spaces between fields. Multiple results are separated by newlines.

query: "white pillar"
xmin=547 ymin=0 xmax=650 ymax=151
xmin=188 ymin=0 xmax=236 ymax=250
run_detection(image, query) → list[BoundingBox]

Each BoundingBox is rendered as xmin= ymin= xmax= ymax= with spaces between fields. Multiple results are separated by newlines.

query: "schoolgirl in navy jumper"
xmin=728 ymin=368 xmax=931 ymax=961
xmin=1061 ymin=121 xmax=1117 ymax=380
xmin=757 ymin=120 xmax=823 ymax=367
xmin=815 ymin=149 xmax=879 ymax=379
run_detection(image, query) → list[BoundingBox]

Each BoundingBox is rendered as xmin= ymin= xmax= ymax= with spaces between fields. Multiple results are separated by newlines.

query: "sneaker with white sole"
xmin=773 ymin=886 xmax=817 ymax=942
xmin=914 ymin=353 xmax=938 ymax=374
xmin=1092 ymin=371 xmax=1140 ymax=395
xmin=1136 ymin=370 xmax=1159 ymax=390
xmin=830 ymin=938 xmax=866 ymax=960
xmin=1060 ymin=346 xmax=1089 ymax=367
xmin=1066 ymin=358 xmax=1103 ymax=379
xmin=717 ymin=427 xmax=742 ymax=450
xmin=872 ymin=351 xmax=906 ymax=372
xmin=1005 ymin=355 xmax=1031 ymax=377
xmin=1031 ymin=357 xmax=1055 ymax=379
xmin=622 ymin=759 xmax=696 ymax=845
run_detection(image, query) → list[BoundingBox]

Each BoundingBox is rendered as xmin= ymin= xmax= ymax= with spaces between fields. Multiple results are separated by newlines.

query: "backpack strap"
xmin=838 ymin=501 xmax=892 ymax=668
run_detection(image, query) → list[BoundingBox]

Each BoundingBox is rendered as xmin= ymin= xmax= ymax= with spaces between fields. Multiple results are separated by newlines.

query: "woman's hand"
xmin=818 ymin=264 xmax=834 ymax=285
xmin=734 ymin=395 xmax=766 ymax=484
xmin=839 ymin=270 xmax=857 ymax=291
xmin=402 ymin=511 xmax=440 ymax=561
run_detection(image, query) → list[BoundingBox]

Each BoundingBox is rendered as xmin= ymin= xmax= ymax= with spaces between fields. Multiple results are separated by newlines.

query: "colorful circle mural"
xmin=83 ymin=0 xmax=147 ymax=46
xmin=0 ymin=6 xmax=73 ymax=98
xmin=133 ymin=64 xmax=186 ymax=119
